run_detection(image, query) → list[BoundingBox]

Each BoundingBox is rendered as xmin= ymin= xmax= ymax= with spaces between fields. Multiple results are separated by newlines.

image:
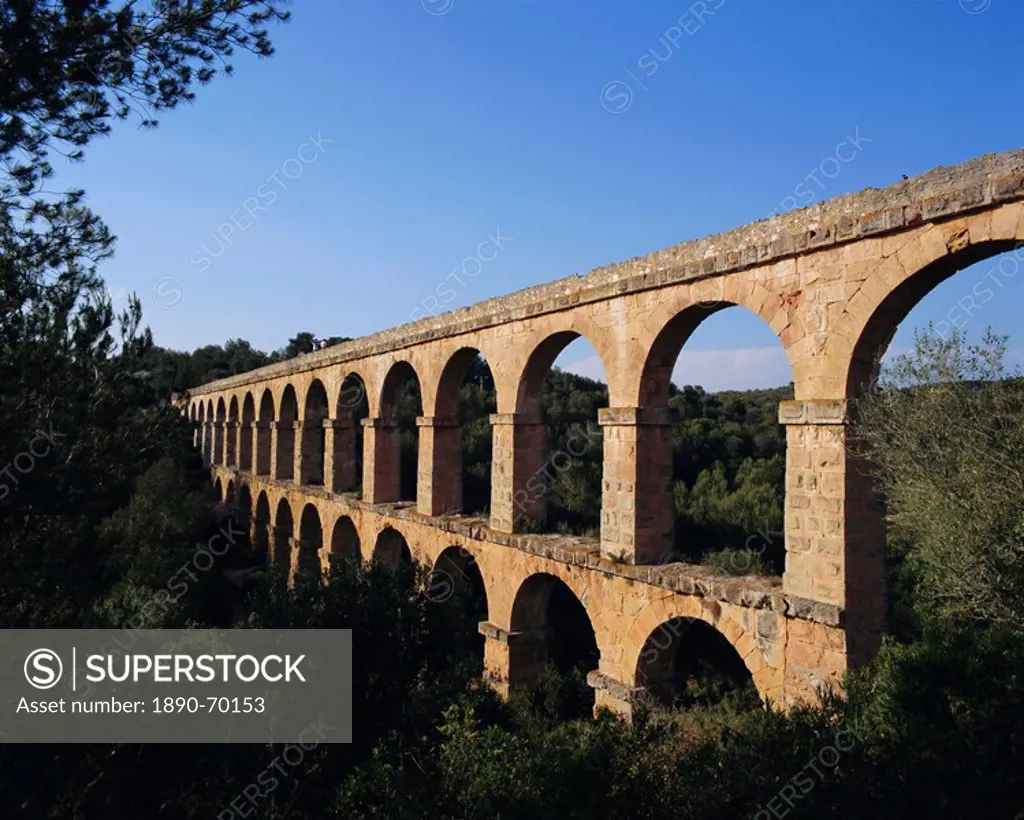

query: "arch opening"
xmin=435 ymin=348 xmax=496 ymax=516
xmin=276 ymin=386 xmax=299 ymax=481
xmin=254 ymin=492 xmax=271 ymax=562
xmin=514 ymin=334 xmax=607 ymax=537
xmin=334 ymin=373 xmax=369 ymax=495
xmin=300 ymin=380 xmax=329 ymax=487
xmin=225 ymin=479 xmax=236 ymax=505
xmin=373 ymin=527 xmax=411 ymax=567
xmin=641 ymin=304 xmax=791 ymax=575
xmin=213 ymin=477 xmax=223 ymax=503
xmin=432 ymin=546 xmax=489 ymax=669
xmin=297 ymin=504 xmax=324 ymax=580
xmin=273 ymin=499 xmax=294 ymax=574
xmin=330 ymin=516 xmax=362 ymax=564
xmin=378 ymin=362 xmax=423 ymax=503
xmin=226 ymin=396 xmax=239 ymax=467
xmin=634 ymin=617 xmax=758 ymax=711
xmin=842 ymin=241 xmax=1024 ymax=649
xmin=256 ymin=391 xmax=274 ymax=475
xmin=203 ymin=400 xmax=214 ymax=464
xmin=214 ymin=398 xmax=227 ymax=466
xmin=508 ymin=573 xmax=599 ymax=716
xmin=190 ymin=402 xmax=199 ymax=448
xmin=847 ymin=240 xmax=1022 ymax=398
xmin=240 ymin=393 xmax=255 ymax=472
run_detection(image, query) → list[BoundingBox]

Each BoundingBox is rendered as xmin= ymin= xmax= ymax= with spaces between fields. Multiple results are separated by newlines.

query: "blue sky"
xmin=61 ymin=0 xmax=1024 ymax=390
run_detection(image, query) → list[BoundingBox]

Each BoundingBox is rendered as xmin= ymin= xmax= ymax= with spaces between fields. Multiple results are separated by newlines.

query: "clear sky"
xmin=61 ymin=0 xmax=1024 ymax=391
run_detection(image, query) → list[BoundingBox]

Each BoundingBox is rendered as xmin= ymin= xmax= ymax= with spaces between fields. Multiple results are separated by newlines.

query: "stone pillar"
xmin=296 ymin=420 xmax=325 ymax=486
xmin=289 ymin=539 xmax=303 ymax=586
xmin=239 ymin=422 xmax=253 ymax=472
xmin=226 ymin=421 xmax=239 ymax=467
xmin=478 ymin=622 xmax=554 ymax=697
xmin=489 ymin=412 xmax=548 ymax=533
xmin=273 ymin=421 xmax=297 ymax=481
xmin=324 ymin=419 xmax=359 ymax=493
xmin=587 ymin=670 xmax=637 ymax=719
xmin=417 ymin=416 xmax=462 ymax=516
xmin=598 ymin=407 xmax=674 ymax=564
xmin=362 ymin=418 xmax=401 ymax=504
xmin=271 ymin=533 xmax=298 ymax=581
xmin=779 ymin=399 xmax=887 ymax=665
xmin=268 ymin=422 xmax=281 ymax=480
xmin=254 ymin=421 xmax=272 ymax=475
xmin=295 ymin=537 xmax=322 ymax=582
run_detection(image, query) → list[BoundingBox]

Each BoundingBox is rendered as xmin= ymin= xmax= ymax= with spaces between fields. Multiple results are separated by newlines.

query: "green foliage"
xmin=702 ymin=546 xmax=775 ymax=577
xmin=856 ymin=327 xmax=1024 ymax=631
xmin=0 ymin=0 xmax=290 ymax=628
xmin=674 ymin=454 xmax=786 ymax=572
xmin=670 ymin=386 xmax=789 ymax=572
xmin=142 ymin=332 xmax=357 ymax=396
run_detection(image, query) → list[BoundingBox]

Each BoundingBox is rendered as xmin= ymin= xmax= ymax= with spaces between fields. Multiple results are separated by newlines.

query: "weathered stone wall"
xmin=186 ymin=148 xmax=1024 ymax=714
xmin=188 ymin=148 xmax=1024 ymax=397
xmin=212 ymin=466 xmax=845 ymax=711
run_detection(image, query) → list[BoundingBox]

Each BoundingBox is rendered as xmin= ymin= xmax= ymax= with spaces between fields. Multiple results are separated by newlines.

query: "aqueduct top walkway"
xmin=187 ymin=148 xmax=1024 ymax=713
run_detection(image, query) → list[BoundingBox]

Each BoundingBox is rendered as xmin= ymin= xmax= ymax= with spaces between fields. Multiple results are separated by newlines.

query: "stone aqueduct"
xmin=186 ymin=149 xmax=1024 ymax=715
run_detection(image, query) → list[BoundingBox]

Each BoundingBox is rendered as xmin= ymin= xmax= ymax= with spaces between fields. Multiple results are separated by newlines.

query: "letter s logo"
xmin=24 ymin=648 xmax=63 ymax=690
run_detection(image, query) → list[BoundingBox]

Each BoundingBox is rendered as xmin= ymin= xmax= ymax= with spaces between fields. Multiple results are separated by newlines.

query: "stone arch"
xmin=434 ymin=347 xmax=496 ymax=418
xmin=297 ymin=503 xmax=324 ymax=579
xmin=226 ymin=396 xmax=239 ymax=466
xmin=329 ymin=516 xmax=362 ymax=564
xmin=637 ymin=301 xmax=793 ymax=408
xmin=273 ymin=498 xmax=294 ymax=574
xmin=508 ymin=572 xmax=600 ymax=705
xmin=213 ymin=476 xmax=223 ymax=502
xmin=433 ymin=546 xmax=490 ymax=669
xmin=624 ymin=300 xmax=793 ymax=568
xmin=338 ymin=369 xmax=372 ymax=415
xmin=427 ymin=347 xmax=497 ymax=516
xmin=513 ymin=329 xmax=610 ymax=416
xmin=815 ymin=217 xmax=1024 ymax=665
xmin=300 ymin=379 xmax=329 ymax=486
xmin=203 ymin=399 xmax=214 ymax=464
xmin=214 ymin=397 xmax=227 ymax=465
xmin=378 ymin=360 xmax=422 ymax=423
xmin=240 ymin=392 xmax=255 ymax=471
xmin=253 ymin=491 xmax=271 ymax=561
xmin=433 ymin=546 xmax=489 ymax=615
xmin=225 ymin=479 xmax=236 ymax=504
xmin=331 ymin=372 xmax=370 ymax=494
xmin=276 ymin=385 xmax=299 ymax=481
xmin=504 ymin=330 xmax=609 ymax=534
xmin=623 ymin=598 xmax=771 ymax=703
xmin=844 ymin=229 xmax=1024 ymax=397
xmin=373 ymin=526 xmax=412 ymax=567
xmin=374 ymin=361 xmax=423 ymax=503
xmin=633 ymin=617 xmax=758 ymax=709
xmin=378 ymin=358 xmax=421 ymax=421
xmin=256 ymin=390 xmax=274 ymax=475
